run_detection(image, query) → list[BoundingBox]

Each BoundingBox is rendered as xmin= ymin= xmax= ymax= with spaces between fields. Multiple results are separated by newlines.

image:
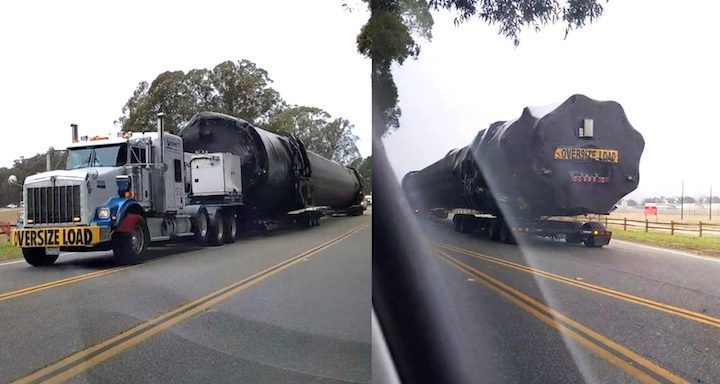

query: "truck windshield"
xmin=66 ymin=144 xmax=128 ymax=169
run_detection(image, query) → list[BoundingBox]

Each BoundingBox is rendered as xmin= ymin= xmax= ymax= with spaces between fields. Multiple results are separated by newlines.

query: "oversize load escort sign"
xmin=554 ymin=147 xmax=619 ymax=163
xmin=12 ymin=226 xmax=100 ymax=248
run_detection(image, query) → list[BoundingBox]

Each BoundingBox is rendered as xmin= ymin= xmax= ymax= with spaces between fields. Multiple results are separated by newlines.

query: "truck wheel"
xmin=223 ymin=212 xmax=237 ymax=244
xmin=194 ymin=209 xmax=211 ymax=245
xmin=112 ymin=217 xmax=149 ymax=265
xmin=584 ymin=239 xmax=603 ymax=248
xmin=582 ymin=222 xmax=607 ymax=248
xmin=566 ymin=234 xmax=583 ymax=244
xmin=488 ymin=220 xmax=501 ymax=241
xmin=22 ymin=248 xmax=58 ymax=267
xmin=500 ymin=223 xmax=516 ymax=244
xmin=453 ymin=216 xmax=461 ymax=232
xmin=458 ymin=216 xmax=474 ymax=234
xmin=209 ymin=210 xmax=225 ymax=246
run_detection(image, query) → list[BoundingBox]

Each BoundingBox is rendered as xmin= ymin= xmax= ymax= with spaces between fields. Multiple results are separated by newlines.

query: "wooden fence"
xmin=594 ymin=217 xmax=720 ymax=238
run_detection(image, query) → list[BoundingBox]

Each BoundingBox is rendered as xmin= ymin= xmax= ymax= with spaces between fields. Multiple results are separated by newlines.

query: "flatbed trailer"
xmin=450 ymin=211 xmax=611 ymax=247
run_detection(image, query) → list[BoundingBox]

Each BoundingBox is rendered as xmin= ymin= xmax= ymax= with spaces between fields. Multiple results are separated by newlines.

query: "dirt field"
xmin=609 ymin=209 xmax=720 ymax=224
xmin=0 ymin=208 xmax=20 ymax=224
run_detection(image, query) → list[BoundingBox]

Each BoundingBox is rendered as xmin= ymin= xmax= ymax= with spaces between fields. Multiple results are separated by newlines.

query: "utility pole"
xmin=710 ymin=185 xmax=713 ymax=221
xmin=680 ymin=181 xmax=684 ymax=220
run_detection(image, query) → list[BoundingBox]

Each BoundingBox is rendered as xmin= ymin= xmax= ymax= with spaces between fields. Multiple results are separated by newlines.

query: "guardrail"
xmin=592 ymin=217 xmax=720 ymax=238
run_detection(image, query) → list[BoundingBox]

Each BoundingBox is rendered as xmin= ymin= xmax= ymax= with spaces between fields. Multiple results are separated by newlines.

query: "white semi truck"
xmin=11 ymin=113 xmax=361 ymax=266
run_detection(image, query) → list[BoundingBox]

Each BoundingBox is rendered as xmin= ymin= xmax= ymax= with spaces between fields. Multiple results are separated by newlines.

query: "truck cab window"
xmin=131 ymin=147 xmax=147 ymax=164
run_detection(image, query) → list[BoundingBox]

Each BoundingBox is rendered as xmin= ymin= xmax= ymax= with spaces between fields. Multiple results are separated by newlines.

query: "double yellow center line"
xmin=11 ymin=223 xmax=369 ymax=384
xmin=0 ymin=266 xmax=132 ymax=302
xmin=435 ymin=249 xmax=688 ymax=384
xmin=435 ymin=242 xmax=720 ymax=329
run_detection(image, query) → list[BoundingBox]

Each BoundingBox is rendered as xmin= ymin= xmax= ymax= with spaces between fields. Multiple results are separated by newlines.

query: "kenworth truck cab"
xmin=11 ymin=114 xmax=245 ymax=266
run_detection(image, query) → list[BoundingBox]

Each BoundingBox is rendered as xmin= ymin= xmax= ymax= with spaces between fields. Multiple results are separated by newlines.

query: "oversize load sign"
xmin=554 ymin=147 xmax=619 ymax=163
xmin=12 ymin=226 xmax=100 ymax=248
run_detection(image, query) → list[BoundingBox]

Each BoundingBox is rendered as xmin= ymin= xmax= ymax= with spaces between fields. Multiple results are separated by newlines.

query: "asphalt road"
xmin=419 ymin=218 xmax=720 ymax=384
xmin=0 ymin=213 xmax=371 ymax=384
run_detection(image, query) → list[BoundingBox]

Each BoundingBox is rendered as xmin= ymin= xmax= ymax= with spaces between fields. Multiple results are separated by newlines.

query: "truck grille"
xmin=26 ymin=185 xmax=81 ymax=224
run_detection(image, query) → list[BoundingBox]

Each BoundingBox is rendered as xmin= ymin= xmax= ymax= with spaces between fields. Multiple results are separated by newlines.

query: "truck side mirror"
xmin=8 ymin=175 xmax=21 ymax=188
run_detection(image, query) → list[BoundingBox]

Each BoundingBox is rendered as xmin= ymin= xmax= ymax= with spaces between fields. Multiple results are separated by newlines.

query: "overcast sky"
xmin=384 ymin=1 xmax=720 ymax=199
xmin=0 ymin=0 xmax=369 ymax=167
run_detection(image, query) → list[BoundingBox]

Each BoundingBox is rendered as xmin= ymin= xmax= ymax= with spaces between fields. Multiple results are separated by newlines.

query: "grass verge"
xmin=0 ymin=240 xmax=21 ymax=262
xmin=612 ymin=230 xmax=720 ymax=257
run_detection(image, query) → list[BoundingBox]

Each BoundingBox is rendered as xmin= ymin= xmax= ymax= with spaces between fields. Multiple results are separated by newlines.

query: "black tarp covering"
xmin=179 ymin=112 xmax=362 ymax=213
xmin=307 ymin=151 xmax=362 ymax=208
xmin=402 ymin=94 xmax=644 ymax=218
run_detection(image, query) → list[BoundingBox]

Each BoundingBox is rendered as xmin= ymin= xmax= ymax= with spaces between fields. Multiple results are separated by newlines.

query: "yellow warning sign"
xmin=554 ymin=147 xmax=619 ymax=163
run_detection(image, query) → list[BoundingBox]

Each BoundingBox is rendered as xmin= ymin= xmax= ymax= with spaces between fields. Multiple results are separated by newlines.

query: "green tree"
xmin=352 ymin=156 xmax=372 ymax=193
xmin=357 ymin=0 xmax=606 ymax=136
xmin=118 ymin=60 xmax=286 ymax=133
xmin=118 ymin=60 xmax=361 ymax=164
xmin=266 ymin=106 xmax=362 ymax=165
xmin=626 ymin=199 xmax=638 ymax=207
xmin=0 ymin=150 xmax=68 ymax=207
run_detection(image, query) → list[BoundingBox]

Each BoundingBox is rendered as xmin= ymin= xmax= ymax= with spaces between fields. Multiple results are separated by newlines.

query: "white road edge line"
xmin=0 ymin=252 xmax=78 ymax=267
xmin=0 ymin=259 xmax=24 ymax=266
xmin=611 ymin=239 xmax=720 ymax=263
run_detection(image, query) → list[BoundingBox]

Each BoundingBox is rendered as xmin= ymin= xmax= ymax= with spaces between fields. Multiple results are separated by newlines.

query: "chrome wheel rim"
xmin=131 ymin=227 xmax=144 ymax=254
xmin=198 ymin=213 xmax=208 ymax=237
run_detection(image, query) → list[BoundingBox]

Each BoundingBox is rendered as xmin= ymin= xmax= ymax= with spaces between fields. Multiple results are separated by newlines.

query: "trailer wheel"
xmin=209 ymin=209 xmax=225 ymax=246
xmin=488 ymin=220 xmax=501 ymax=241
xmin=582 ymin=222 xmax=607 ymax=248
xmin=500 ymin=222 xmax=516 ymax=244
xmin=22 ymin=248 xmax=58 ymax=267
xmin=566 ymin=234 xmax=583 ymax=244
xmin=112 ymin=216 xmax=149 ymax=265
xmin=194 ymin=209 xmax=211 ymax=245
xmin=452 ymin=216 xmax=461 ymax=232
xmin=223 ymin=212 xmax=237 ymax=244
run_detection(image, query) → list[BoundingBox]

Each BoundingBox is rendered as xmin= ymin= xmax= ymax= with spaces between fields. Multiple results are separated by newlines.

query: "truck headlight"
xmin=98 ymin=207 xmax=111 ymax=219
xmin=18 ymin=210 xmax=24 ymax=221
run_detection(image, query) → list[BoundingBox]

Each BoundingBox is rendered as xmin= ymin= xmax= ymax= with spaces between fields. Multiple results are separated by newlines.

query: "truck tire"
xmin=566 ymin=234 xmax=583 ymax=244
xmin=500 ymin=222 xmax=516 ymax=244
xmin=453 ymin=216 xmax=461 ymax=232
xmin=194 ymin=208 xmax=211 ymax=245
xmin=223 ymin=212 xmax=237 ymax=244
xmin=458 ymin=216 xmax=475 ymax=234
xmin=22 ymin=248 xmax=58 ymax=267
xmin=112 ymin=217 xmax=149 ymax=265
xmin=582 ymin=222 xmax=607 ymax=248
xmin=488 ymin=220 xmax=501 ymax=242
xmin=209 ymin=209 xmax=225 ymax=246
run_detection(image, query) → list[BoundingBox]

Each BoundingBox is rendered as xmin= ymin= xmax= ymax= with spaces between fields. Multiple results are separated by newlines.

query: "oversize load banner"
xmin=554 ymin=147 xmax=619 ymax=163
xmin=12 ymin=226 xmax=101 ymax=248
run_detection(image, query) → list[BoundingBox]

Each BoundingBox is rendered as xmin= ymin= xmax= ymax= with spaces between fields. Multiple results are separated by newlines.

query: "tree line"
xmin=623 ymin=196 xmax=720 ymax=207
xmin=117 ymin=59 xmax=364 ymax=167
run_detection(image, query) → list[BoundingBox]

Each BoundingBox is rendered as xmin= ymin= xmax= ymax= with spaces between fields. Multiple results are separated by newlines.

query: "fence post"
xmin=605 ymin=216 xmax=608 ymax=227
xmin=645 ymin=219 xmax=649 ymax=232
xmin=671 ymin=221 xmax=674 ymax=236
xmin=700 ymin=221 xmax=703 ymax=238
xmin=623 ymin=217 xmax=627 ymax=231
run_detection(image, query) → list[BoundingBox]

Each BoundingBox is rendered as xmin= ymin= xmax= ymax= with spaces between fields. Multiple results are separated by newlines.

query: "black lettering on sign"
xmin=52 ymin=229 xmax=60 ymax=245
xmin=74 ymin=229 xmax=84 ymax=245
xmin=30 ymin=231 xmax=37 ymax=246
xmin=67 ymin=228 xmax=76 ymax=245
xmin=37 ymin=230 xmax=45 ymax=247
xmin=83 ymin=229 xmax=92 ymax=245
